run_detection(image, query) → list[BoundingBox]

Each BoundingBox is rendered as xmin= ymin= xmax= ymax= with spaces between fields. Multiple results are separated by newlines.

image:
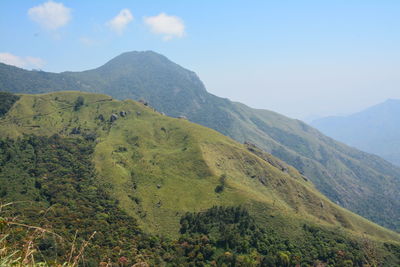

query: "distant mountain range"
xmin=1 ymin=51 xmax=400 ymax=232
xmin=312 ymin=99 xmax=400 ymax=167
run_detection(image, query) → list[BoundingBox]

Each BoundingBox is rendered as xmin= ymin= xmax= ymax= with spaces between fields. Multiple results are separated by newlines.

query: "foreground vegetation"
xmin=2 ymin=199 xmax=400 ymax=266
xmin=0 ymin=92 xmax=399 ymax=265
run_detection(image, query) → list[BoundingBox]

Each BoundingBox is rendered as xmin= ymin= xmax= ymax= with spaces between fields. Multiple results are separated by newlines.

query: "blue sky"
xmin=1 ymin=0 xmax=400 ymax=120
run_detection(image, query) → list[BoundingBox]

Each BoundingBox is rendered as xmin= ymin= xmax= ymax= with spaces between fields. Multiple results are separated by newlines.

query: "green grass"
xmin=1 ymin=91 xmax=399 ymax=246
xmin=2 ymin=51 xmax=400 ymax=233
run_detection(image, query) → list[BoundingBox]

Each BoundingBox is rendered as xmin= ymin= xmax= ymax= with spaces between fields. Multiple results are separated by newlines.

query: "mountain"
xmin=312 ymin=99 xmax=400 ymax=166
xmin=1 ymin=91 xmax=399 ymax=265
xmin=0 ymin=63 xmax=84 ymax=93
xmin=1 ymin=51 xmax=400 ymax=233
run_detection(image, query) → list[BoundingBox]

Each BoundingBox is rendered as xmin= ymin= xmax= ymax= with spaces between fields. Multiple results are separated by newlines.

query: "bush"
xmin=215 ymin=174 xmax=227 ymax=193
xmin=73 ymin=96 xmax=85 ymax=111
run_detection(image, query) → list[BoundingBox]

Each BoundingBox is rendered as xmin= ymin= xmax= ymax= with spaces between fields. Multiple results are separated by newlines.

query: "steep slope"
xmin=1 ymin=92 xmax=400 ymax=265
xmin=312 ymin=99 xmax=400 ymax=166
xmin=1 ymin=52 xmax=400 ymax=233
xmin=226 ymin=103 xmax=400 ymax=232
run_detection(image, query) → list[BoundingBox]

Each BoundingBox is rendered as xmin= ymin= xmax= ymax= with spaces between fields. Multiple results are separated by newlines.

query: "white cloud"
xmin=28 ymin=1 xmax=71 ymax=30
xmin=107 ymin=9 xmax=133 ymax=35
xmin=144 ymin=13 xmax=185 ymax=40
xmin=0 ymin=53 xmax=26 ymax=68
xmin=0 ymin=53 xmax=45 ymax=69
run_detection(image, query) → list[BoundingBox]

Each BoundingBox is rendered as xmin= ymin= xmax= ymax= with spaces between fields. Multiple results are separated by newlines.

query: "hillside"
xmin=312 ymin=99 xmax=400 ymax=166
xmin=1 ymin=91 xmax=400 ymax=266
xmin=1 ymin=51 xmax=400 ymax=233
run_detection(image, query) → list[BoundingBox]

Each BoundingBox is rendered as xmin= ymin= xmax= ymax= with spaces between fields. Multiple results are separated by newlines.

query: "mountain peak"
xmin=100 ymin=50 xmax=173 ymax=70
xmin=383 ymin=98 xmax=400 ymax=105
xmin=63 ymin=51 xmax=209 ymax=112
xmin=364 ymin=98 xmax=400 ymax=113
xmin=119 ymin=50 xmax=162 ymax=57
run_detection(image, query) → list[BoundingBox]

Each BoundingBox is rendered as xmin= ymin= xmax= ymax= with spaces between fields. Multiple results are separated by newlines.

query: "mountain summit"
xmin=64 ymin=51 xmax=211 ymax=118
xmin=1 ymin=51 xmax=400 ymax=232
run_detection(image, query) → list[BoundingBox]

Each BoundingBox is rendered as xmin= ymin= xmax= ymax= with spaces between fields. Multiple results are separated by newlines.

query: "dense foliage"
xmin=0 ymin=135 xmax=154 ymax=265
xmin=0 ymin=92 xmax=19 ymax=117
xmin=176 ymin=206 xmax=392 ymax=266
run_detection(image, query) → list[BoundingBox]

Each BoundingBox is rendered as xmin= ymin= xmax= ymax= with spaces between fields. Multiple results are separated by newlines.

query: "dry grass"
xmin=0 ymin=202 xmax=96 ymax=267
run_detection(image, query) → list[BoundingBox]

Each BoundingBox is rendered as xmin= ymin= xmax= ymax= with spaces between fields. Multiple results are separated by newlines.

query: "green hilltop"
xmin=1 ymin=91 xmax=399 ymax=265
xmin=1 ymin=51 xmax=399 ymax=232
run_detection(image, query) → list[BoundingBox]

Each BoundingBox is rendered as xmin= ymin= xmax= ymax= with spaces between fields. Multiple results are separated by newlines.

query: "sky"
xmin=1 ymin=0 xmax=400 ymax=120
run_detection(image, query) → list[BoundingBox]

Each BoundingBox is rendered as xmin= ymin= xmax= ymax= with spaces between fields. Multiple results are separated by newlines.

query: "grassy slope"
xmin=1 ymin=52 xmax=400 ymax=232
xmin=222 ymin=102 xmax=400 ymax=232
xmin=0 ymin=91 xmax=399 ymax=246
xmin=66 ymin=52 xmax=400 ymax=232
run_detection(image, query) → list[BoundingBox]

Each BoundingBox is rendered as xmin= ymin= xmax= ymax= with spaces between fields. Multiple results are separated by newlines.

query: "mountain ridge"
xmin=312 ymin=98 xmax=400 ymax=166
xmin=1 ymin=91 xmax=399 ymax=240
xmin=1 ymin=51 xmax=400 ymax=232
xmin=1 ymin=91 xmax=400 ymax=265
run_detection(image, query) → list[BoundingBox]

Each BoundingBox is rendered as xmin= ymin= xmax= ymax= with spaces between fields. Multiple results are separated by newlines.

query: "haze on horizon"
xmin=1 ymin=0 xmax=399 ymax=120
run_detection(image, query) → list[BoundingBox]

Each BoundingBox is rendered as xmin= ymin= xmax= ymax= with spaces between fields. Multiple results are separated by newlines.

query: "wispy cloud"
xmin=144 ymin=13 xmax=185 ymax=40
xmin=107 ymin=9 xmax=133 ymax=35
xmin=0 ymin=53 xmax=45 ymax=69
xmin=79 ymin=37 xmax=97 ymax=46
xmin=28 ymin=1 xmax=71 ymax=30
xmin=24 ymin=56 xmax=46 ymax=68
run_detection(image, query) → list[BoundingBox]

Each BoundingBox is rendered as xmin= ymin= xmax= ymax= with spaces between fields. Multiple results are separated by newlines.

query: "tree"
xmin=74 ymin=96 xmax=85 ymax=111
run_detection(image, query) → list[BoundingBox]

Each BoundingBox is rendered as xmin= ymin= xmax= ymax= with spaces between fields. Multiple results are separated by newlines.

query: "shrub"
xmin=73 ymin=96 xmax=85 ymax=111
